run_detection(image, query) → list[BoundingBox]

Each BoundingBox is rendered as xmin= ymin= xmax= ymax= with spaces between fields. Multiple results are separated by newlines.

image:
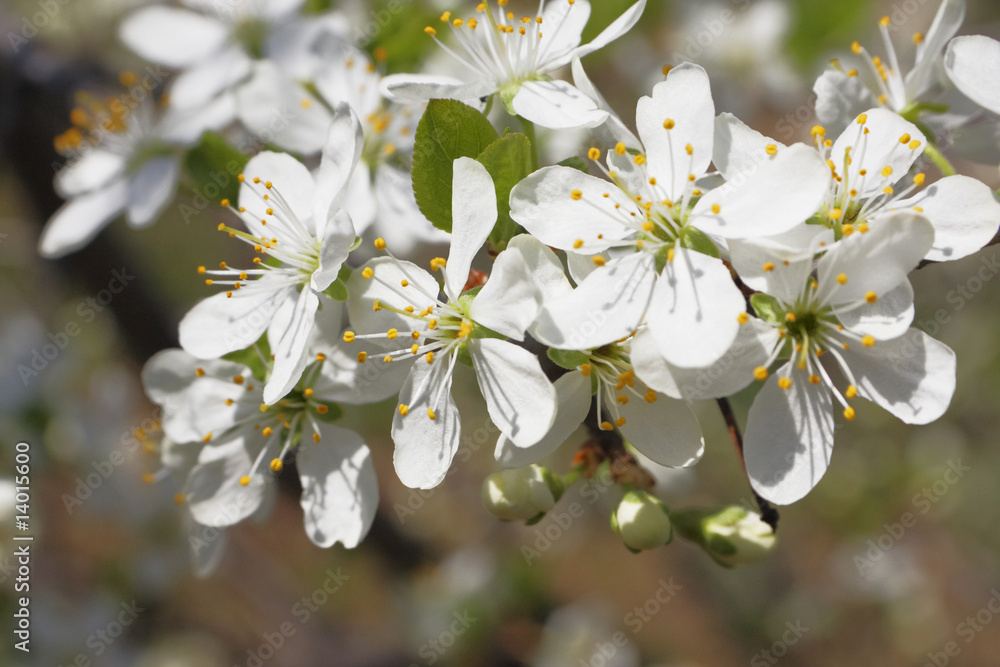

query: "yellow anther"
xmin=642 ymin=222 xmax=654 ymax=232
xmin=316 ymin=405 xmax=329 ymax=414
xmin=343 ymin=331 xmax=356 ymax=343
xmin=411 ymin=331 xmax=420 ymax=340
xmin=374 ymin=237 xmax=386 ymax=250
xmin=754 ymin=366 xmax=769 ymax=381
xmin=847 ymin=68 xmax=859 ymax=77
xmin=856 ymin=113 xmax=868 ymax=125
xmin=881 ymin=165 xmax=893 ymax=177
xmin=615 ymin=417 xmax=626 ymax=427
xmin=633 ymin=155 xmax=645 ymax=165
xmin=811 ymin=125 xmax=827 ymax=136
xmin=615 ymin=142 xmax=626 ymax=156
xmin=837 ymin=273 xmax=848 ymax=285
xmin=645 ymin=389 xmax=657 ymax=403
xmin=425 ymin=351 xmax=435 ymax=364
xmin=899 ymin=133 xmax=911 ymax=144
xmin=362 ymin=267 xmax=374 ymax=279
xmin=778 ymin=377 xmax=793 ymax=390
xmin=357 ymin=351 xmax=368 ymax=363
xmin=430 ymin=257 xmax=447 ymax=271
xmin=762 ymin=262 xmax=775 ymax=272
xmin=304 ymin=388 xmax=314 ymax=397
xmin=440 ymin=11 xmax=451 ymax=21
xmin=588 ymin=147 xmax=601 ymax=160
xmin=663 ymin=118 xmax=675 ymax=130
xmin=738 ymin=312 xmax=749 ymax=325
xmin=427 ymin=408 xmax=437 ymax=420
xmin=173 ymin=493 xmax=186 ymax=505
xmin=387 ymin=328 xmax=398 ymax=340
xmin=580 ymin=364 xmax=592 ymax=377
xmin=809 ymin=374 xmax=821 ymax=385
xmin=428 ymin=319 xmax=438 ymax=330
xmin=909 ymin=140 xmax=922 ymax=150
xmin=785 ymin=313 xmax=797 ymax=323
xmin=599 ymin=421 xmax=614 ymax=431
xmin=453 ymin=18 xmax=463 ymax=27
xmin=312 ymin=432 xmax=321 ymax=443
xmin=765 ymin=144 xmax=778 ymax=155
xmin=270 ymin=458 xmax=284 ymax=472
xmin=914 ymin=173 xmax=926 ymax=186
xmin=399 ymin=404 xmax=409 ymax=416
xmin=711 ymin=203 xmax=721 ymax=214
xmin=424 ymin=26 xmax=437 ymax=35
xmin=862 ymin=335 xmax=875 ymax=347
xmin=843 ymin=406 xmax=857 ymax=421
xmin=262 ymin=426 xmax=273 ymax=437
xmin=830 ymin=208 xmax=843 ymax=221
xmin=879 ymin=15 xmax=890 ymax=27
xmin=913 ymin=32 xmax=924 ymax=44
xmin=573 ymin=239 xmax=584 ymax=249
xmin=883 ymin=186 xmax=894 ymax=195
xmin=233 ymin=375 xmax=244 ymax=385
xmin=842 ymin=223 xmax=855 ymax=236
xmin=616 ymin=395 xmax=629 ymax=405
xmin=458 ymin=321 xmax=473 ymax=338
xmin=225 ymin=398 xmax=234 ymax=406
xmin=592 ymin=256 xmax=606 ymax=267
xmin=846 ymin=385 xmax=858 ymax=399
xmin=239 ymin=475 xmax=251 ymax=487
xmin=571 ymin=189 xmax=582 ymax=200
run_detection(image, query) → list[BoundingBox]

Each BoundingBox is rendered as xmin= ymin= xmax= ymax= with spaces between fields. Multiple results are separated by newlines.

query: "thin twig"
xmin=716 ymin=397 xmax=780 ymax=533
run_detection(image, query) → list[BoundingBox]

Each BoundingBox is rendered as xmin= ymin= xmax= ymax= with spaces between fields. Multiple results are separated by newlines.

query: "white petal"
xmin=646 ymin=247 xmax=745 ymax=369
xmin=532 ymin=253 xmax=656 ymax=349
xmin=170 ymin=46 xmax=252 ymax=110
xmin=816 ymin=210 xmax=934 ymax=306
xmin=160 ymin=92 xmax=238 ymax=144
xmin=446 ymin=157 xmax=497 ymax=300
xmin=188 ymin=520 xmax=227 ymax=578
xmin=127 ymin=157 xmax=179 ymax=227
xmin=312 ymin=209 xmax=355 ymax=292
xmin=142 ymin=349 xmax=259 ymax=445
xmin=813 ymin=69 xmax=879 ymax=136
xmin=469 ymin=252 xmax=541 ymax=341
xmin=54 ymin=150 xmax=126 ymax=198
xmin=511 ymin=80 xmax=609 ymax=130
xmin=345 ymin=257 xmax=439 ymax=334
xmin=905 ymin=0 xmax=966 ymax=101
xmin=313 ymin=103 xmax=365 ymax=226
xmin=495 ymin=371 xmax=591 ymax=468
xmin=38 ymin=179 xmax=128 ymax=258
xmin=745 ymin=365 xmax=834 ymax=505
xmin=298 ymin=426 xmax=378 ymax=548
xmin=239 ymin=151 xmax=317 ymax=239
xmin=342 ymin=167 xmax=377 ymax=235
xmin=371 ymin=166 xmax=450 ymax=252
xmin=392 ymin=360 xmax=461 ymax=489
xmin=891 ymin=175 xmax=1000 ymax=262
xmin=503 ymin=233 xmax=573 ymax=300
xmin=312 ymin=340 xmax=414 ymax=405
xmin=618 ymin=389 xmax=704 ymax=468
xmin=236 ymin=62 xmax=331 ymax=156
xmin=179 ymin=281 xmax=292 ymax=359
xmin=510 ymin=166 xmax=636 ymax=253
xmin=535 ymin=0 xmax=591 ymax=70
xmin=186 ymin=435 xmax=267 ymax=527
xmin=636 ymin=63 xmax=715 ymax=201
xmin=945 ymin=36 xmax=1000 ymax=115
xmin=118 ymin=7 xmax=228 ymax=68
xmin=712 ymin=112 xmax=784 ymax=184
xmin=831 ymin=108 xmax=924 ymax=199
xmin=263 ymin=288 xmax=320 ymax=404
xmin=729 ymin=240 xmax=815 ymax=303
xmin=561 ymin=0 xmax=646 ymax=67
xmin=631 ymin=319 xmax=780 ymax=400
xmin=469 ymin=338 xmax=557 ymax=448
xmin=379 ymin=73 xmax=492 ymax=105
xmin=694 ymin=144 xmax=829 ymax=239
xmin=839 ymin=328 xmax=956 ymax=425
xmin=571 ymin=57 xmax=641 ymax=150
xmin=837 ymin=278 xmax=914 ymax=340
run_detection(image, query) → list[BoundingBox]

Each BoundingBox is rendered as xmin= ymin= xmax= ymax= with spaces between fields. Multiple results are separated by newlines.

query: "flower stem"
xmin=922 ymin=142 xmax=957 ymax=177
xmin=521 ymin=118 xmax=539 ymax=172
xmin=716 ymin=397 xmax=780 ymax=533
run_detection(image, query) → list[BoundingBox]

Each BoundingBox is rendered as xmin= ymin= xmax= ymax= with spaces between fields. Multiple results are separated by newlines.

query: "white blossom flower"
xmin=343 ymin=158 xmax=557 ymax=489
xmin=945 ymin=35 xmax=1000 ymax=115
xmin=143 ymin=304 xmax=394 ymax=548
xmin=235 ymin=46 xmax=447 ymax=252
xmin=716 ymin=109 xmax=1000 ymax=270
xmin=39 ymin=85 xmax=233 ymax=258
xmin=381 ymin=0 xmax=647 ymax=129
xmin=117 ymin=0 xmax=336 ymax=110
xmin=731 ymin=213 xmax=956 ymax=504
xmin=509 ymin=63 xmax=830 ymax=369
xmin=813 ymin=0 xmax=966 ymax=134
xmin=178 ymin=105 xmax=361 ymax=404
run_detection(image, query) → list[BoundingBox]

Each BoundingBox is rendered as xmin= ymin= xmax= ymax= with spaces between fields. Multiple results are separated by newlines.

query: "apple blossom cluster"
xmin=40 ymin=0 xmax=1000 ymax=572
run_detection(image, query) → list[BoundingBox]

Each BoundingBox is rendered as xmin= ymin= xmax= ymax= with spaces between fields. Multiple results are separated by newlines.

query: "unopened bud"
xmin=673 ymin=506 xmax=777 ymax=567
xmin=481 ymin=465 xmax=560 ymax=523
xmin=611 ymin=490 xmax=673 ymax=552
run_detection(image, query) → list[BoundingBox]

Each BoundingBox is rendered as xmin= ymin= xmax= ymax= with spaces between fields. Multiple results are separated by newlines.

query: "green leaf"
xmin=679 ymin=227 xmax=720 ymax=258
xmin=222 ymin=336 xmax=271 ymax=383
xmin=182 ymin=132 xmax=249 ymax=205
xmin=547 ymin=348 xmax=591 ymax=370
xmin=557 ymin=156 xmax=589 ymax=173
xmin=412 ymin=100 xmax=499 ymax=233
xmin=476 ymin=132 xmax=533 ymax=251
xmin=750 ymin=294 xmax=784 ymax=323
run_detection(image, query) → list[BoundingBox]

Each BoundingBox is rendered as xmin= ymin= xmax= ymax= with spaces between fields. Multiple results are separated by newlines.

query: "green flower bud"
xmin=611 ymin=490 xmax=673 ymax=553
xmin=481 ymin=465 xmax=560 ymax=523
xmin=673 ymin=506 xmax=777 ymax=567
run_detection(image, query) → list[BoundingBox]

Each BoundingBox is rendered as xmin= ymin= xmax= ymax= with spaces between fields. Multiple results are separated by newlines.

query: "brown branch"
xmin=716 ymin=397 xmax=780 ymax=533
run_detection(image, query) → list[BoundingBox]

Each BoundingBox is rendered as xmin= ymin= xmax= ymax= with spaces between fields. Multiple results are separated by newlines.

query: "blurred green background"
xmin=2 ymin=0 xmax=1000 ymax=665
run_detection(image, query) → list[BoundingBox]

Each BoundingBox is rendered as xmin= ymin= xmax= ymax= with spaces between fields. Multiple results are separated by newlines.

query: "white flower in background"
xmin=178 ymin=106 xmax=361 ymax=404
xmin=343 ymin=158 xmax=557 ymax=489
xmin=814 ymin=0 xmax=966 ymax=132
xmin=733 ymin=213 xmax=956 ymax=504
xmin=509 ymin=63 xmax=829 ymax=369
xmin=381 ymin=0 xmax=647 ymax=129
xmin=143 ymin=304 xmax=395 ymax=549
xmin=715 ymin=109 xmax=1000 ymax=273
xmin=236 ymin=46 xmax=447 ymax=253
xmin=118 ymin=0 xmax=344 ymax=110
xmin=490 ymin=235 xmax=704 ymax=471
xmin=945 ymin=35 xmax=1000 ymax=115
xmin=39 ymin=81 xmax=234 ymax=258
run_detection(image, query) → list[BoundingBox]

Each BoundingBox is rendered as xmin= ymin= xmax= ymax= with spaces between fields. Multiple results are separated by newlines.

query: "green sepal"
xmin=557 ymin=156 xmax=589 ymax=173
xmin=547 ymin=348 xmax=591 ymax=370
xmin=751 ymin=293 xmax=784 ymax=323
xmin=222 ymin=336 xmax=270 ymax=383
xmin=323 ymin=265 xmax=353 ymax=302
xmin=679 ymin=227 xmax=720 ymax=258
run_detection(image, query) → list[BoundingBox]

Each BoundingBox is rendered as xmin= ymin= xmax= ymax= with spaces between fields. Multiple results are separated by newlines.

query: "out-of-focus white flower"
xmin=178 ymin=106 xmax=362 ymax=404
xmin=945 ymin=35 xmax=1000 ymax=115
xmin=381 ymin=0 xmax=646 ymax=129
xmin=39 ymin=86 xmax=233 ymax=258
xmin=344 ymin=159 xmax=557 ymax=489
